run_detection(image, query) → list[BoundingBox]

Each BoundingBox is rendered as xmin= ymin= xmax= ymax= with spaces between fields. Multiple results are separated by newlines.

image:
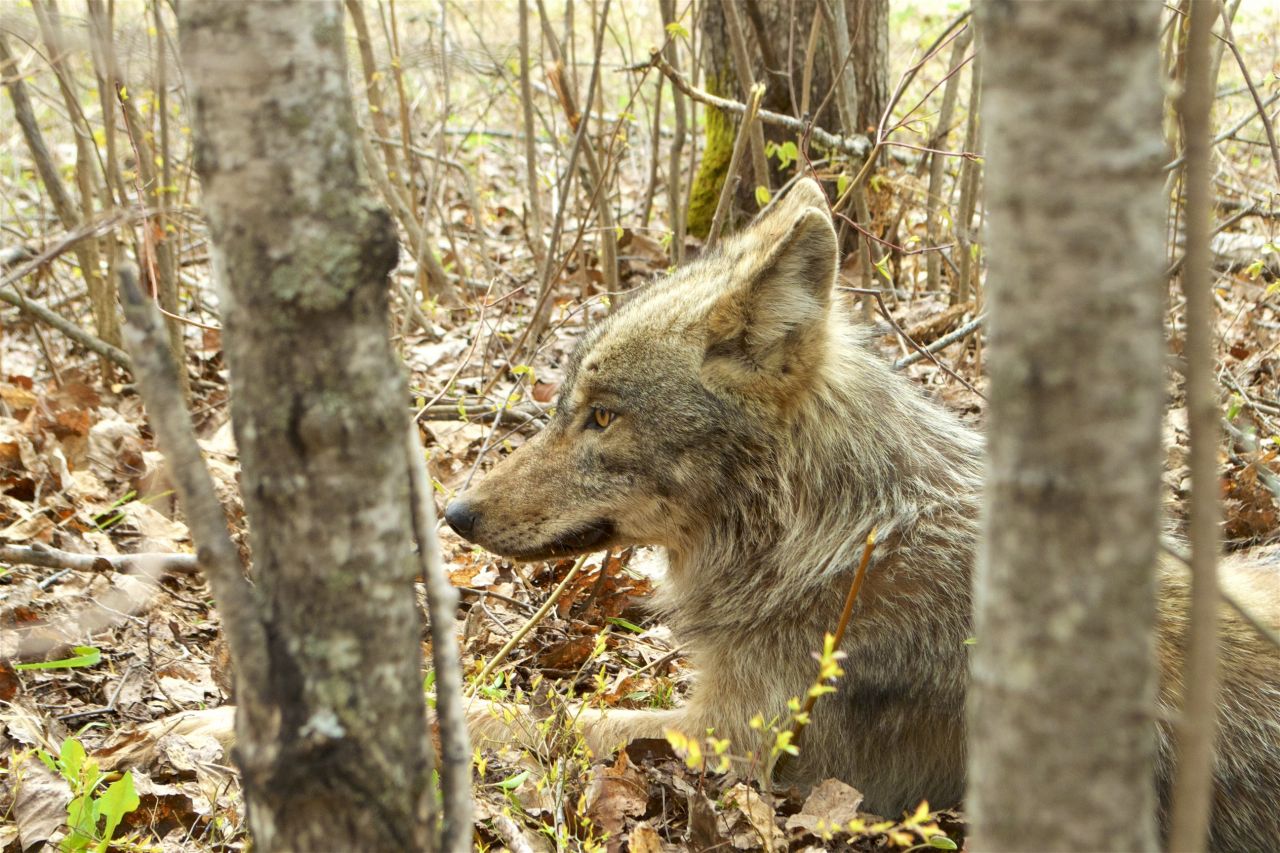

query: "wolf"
xmin=446 ymin=178 xmax=1280 ymax=850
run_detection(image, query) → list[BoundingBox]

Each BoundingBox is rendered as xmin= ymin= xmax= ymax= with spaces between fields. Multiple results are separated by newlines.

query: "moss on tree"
xmin=686 ymin=71 xmax=734 ymax=239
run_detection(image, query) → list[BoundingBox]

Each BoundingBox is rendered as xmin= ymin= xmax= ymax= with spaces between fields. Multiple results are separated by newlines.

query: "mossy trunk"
xmin=688 ymin=0 xmax=888 ymax=237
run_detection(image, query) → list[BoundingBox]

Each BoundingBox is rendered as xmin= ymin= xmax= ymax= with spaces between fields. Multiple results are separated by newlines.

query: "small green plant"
xmin=14 ymin=646 xmax=102 ymax=672
xmin=36 ymin=738 xmax=140 ymax=852
xmin=765 ymin=139 xmax=799 ymax=170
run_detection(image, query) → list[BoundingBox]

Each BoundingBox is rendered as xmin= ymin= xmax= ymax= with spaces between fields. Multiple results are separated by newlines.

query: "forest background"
xmin=0 ymin=0 xmax=1277 ymax=850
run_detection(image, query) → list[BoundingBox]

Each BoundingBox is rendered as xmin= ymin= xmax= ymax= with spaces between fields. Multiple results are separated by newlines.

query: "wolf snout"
xmin=443 ymin=498 xmax=478 ymax=538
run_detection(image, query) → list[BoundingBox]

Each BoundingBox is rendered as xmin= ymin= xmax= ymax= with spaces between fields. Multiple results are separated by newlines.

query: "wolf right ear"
xmin=702 ymin=185 xmax=838 ymax=399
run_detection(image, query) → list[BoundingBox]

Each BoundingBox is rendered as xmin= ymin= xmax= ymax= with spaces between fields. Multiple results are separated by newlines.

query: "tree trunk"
xmin=847 ymin=0 xmax=889 ymax=134
xmin=177 ymin=3 xmax=433 ymax=850
xmin=968 ymin=2 xmax=1166 ymax=851
xmin=689 ymin=0 xmax=888 ymax=236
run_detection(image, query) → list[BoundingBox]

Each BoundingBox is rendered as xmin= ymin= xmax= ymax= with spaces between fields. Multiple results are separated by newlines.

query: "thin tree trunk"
xmin=1167 ymin=0 xmax=1221 ymax=848
xmin=177 ymin=3 xmax=433 ymax=849
xmin=847 ymin=0 xmax=889 ymax=133
xmin=968 ymin=2 xmax=1166 ymax=850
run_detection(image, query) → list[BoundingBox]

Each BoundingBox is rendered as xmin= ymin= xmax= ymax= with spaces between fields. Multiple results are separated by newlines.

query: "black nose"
xmin=444 ymin=499 xmax=478 ymax=538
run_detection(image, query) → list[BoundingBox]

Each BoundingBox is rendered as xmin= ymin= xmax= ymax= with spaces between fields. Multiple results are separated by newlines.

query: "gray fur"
xmin=453 ymin=179 xmax=1280 ymax=849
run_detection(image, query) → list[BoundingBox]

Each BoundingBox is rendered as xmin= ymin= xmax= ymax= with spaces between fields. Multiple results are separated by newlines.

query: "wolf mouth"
xmin=495 ymin=520 xmax=615 ymax=561
xmin=546 ymin=519 xmax=615 ymax=554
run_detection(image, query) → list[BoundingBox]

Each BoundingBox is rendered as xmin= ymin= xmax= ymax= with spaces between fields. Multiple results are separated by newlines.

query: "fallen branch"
xmin=0 ymin=214 xmax=137 ymax=370
xmin=893 ymin=313 xmax=986 ymax=369
xmin=415 ymin=402 xmax=546 ymax=427
xmin=843 ymin=286 xmax=985 ymax=399
xmin=0 ymin=543 xmax=199 ymax=576
xmin=643 ymin=47 xmax=871 ymax=162
xmin=0 ymin=287 xmax=133 ymax=370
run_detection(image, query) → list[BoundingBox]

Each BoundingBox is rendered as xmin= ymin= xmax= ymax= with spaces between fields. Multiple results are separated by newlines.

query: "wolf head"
xmin=445 ymin=178 xmax=840 ymax=560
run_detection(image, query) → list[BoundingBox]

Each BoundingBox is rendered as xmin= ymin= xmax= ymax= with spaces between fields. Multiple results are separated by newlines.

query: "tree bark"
xmin=846 ymin=0 xmax=889 ymax=134
xmin=968 ymin=2 xmax=1166 ymax=851
xmin=177 ymin=3 xmax=433 ymax=850
xmin=689 ymin=0 xmax=887 ymax=235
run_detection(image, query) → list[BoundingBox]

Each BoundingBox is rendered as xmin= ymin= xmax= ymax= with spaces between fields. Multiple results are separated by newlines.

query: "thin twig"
xmin=926 ymin=30 xmax=972 ymax=295
xmin=406 ymin=425 xmax=472 ymax=851
xmin=468 ymin=552 xmax=591 ymax=695
xmin=517 ymin=0 xmax=546 ymax=258
xmin=722 ymin=0 xmax=770 ymax=195
xmin=1216 ymin=7 xmax=1280 ymax=186
xmin=658 ymin=0 xmax=687 ymax=265
xmin=644 ymin=47 xmax=871 ymax=162
xmin=791 ymin=528 xmax=878 ymax=745
xmin=842 ymin=286 xmax=985 ymax=399
xmin=117 ymin=267 xmax=269 ymax=701
xmin=58 ymin=664 xmax=136 ymax=722
xmin=893 ymin=313 xmax=986 ymax=370
xmin=954 ymin=55 xmax=983 ymax=305
xmin=1165 ymin=91 xmax=1280 ymax=172
xmin=707 ymin=84 xmax=764 ymax=251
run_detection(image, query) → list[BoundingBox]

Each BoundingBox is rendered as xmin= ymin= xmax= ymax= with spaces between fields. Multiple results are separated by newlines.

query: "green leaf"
xmin=665 ymin=21 xmax=689 ymax=39
xmin=873 ymin=254 xmax=893 ymax=284
xmin=16 ymin=646 xmax=102 ymax=671
xmin=770 ymin=140 xmax=799 ymax=170
xmin=836 ymin=174 xmax=850 ymax=197
xmin=929 ymin=835 xmax=959 ymax=849
xmin=606 ymin=617 xmax=644 ymax=633
xmin=496 ymin=770 xmax=530 ymax=790
xmin=60 ymin=794 xmax=95 ymax=853
xmin=754 ymin=185 xmax=772 ymax=207
xmin=94 ymin=772 xmax=140 ymax=852
xmin=1227 ymin=394 xmax=1243 ymax=422
xmin=59 ymin=738 xmax=87 ymax=783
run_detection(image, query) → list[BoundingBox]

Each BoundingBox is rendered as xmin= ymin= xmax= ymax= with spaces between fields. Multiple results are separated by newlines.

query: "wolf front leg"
xmin=466 ymin=697 xmax=697 ymax=758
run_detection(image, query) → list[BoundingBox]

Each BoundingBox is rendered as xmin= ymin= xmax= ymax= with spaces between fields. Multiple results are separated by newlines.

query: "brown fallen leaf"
xmin=9 ymin=751 xmax=70 ymax=850
xmin=628 ymin=821 xmax=668 ymax=853
xmin=585 ymin=750 xmax=648 ymax=848
xmin=785 ymin=777 xmax=864 ymax=836
xmin=725 ymin=783 xmax=784 ymax=851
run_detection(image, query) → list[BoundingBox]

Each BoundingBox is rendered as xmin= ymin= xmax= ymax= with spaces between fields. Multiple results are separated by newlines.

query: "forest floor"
xmin=1 ymin=2 xmax=1278 ymax=851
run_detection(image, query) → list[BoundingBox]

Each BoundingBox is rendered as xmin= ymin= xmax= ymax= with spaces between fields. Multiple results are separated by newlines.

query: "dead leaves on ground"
xmin=474 ymin=736 xmax=964 ymax=852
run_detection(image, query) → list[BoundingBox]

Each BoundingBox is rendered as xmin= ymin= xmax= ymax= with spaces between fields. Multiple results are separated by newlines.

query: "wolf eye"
xmin=589 ymin=407 xmax=616 ymax=430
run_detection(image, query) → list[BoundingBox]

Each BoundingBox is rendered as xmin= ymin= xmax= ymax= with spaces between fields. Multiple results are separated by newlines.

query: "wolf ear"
xmin=703 ymin=186 xmax=838 ymax=397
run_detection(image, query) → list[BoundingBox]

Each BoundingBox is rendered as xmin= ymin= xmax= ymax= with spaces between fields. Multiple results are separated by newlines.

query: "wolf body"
xmin=448 ymin=179 xmax=1280 ymax=850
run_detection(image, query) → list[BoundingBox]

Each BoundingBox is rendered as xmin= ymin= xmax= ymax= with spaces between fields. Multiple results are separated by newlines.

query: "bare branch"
xmin=0 ymin=543 xmax=199 ymax=576
xmin=643 ymin=47 xmax=871 ymax=162
xmin=117 ymin=267 xmax=269 ymax=700
xmin=406 ymin=426 xmax=473 ymax=851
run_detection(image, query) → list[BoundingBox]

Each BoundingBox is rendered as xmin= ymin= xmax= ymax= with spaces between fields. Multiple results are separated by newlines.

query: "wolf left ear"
xmin=703 ymin=197 xmax=838 ymax=397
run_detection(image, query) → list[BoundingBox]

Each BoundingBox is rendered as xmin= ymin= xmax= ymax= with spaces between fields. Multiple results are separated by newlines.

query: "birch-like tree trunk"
xmin=968 ymin=2 xmax=1166 ymax=850
xmin=177 ymin=3 xmax=432 ymax=849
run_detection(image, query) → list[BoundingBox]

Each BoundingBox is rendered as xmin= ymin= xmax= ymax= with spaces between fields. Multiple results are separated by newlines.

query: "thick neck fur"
xmin=656 ymin=313 xmax=985 ymax=652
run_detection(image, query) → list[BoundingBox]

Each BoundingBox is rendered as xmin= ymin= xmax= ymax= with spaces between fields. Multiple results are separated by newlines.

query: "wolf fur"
xmin=448 ymin=179 xmax=1280 ymax=850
